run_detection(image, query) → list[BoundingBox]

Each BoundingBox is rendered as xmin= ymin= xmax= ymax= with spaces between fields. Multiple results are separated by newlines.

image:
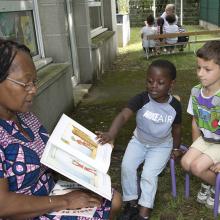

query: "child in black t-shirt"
xmin=96 ymin=59 xmax=182 ymax=220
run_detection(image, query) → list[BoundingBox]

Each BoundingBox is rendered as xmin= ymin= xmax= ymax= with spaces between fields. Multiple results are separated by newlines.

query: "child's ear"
xmin=170 ymin=79 xmax=176 ymax=89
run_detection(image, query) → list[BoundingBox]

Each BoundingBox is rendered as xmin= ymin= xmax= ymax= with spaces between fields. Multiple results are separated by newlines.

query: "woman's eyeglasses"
xmin=6 ymin=77 xmax=38 ymax=91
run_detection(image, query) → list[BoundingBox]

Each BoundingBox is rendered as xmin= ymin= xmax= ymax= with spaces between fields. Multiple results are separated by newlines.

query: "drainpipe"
xmin=180 ymin=0 xmax=183 ymax=25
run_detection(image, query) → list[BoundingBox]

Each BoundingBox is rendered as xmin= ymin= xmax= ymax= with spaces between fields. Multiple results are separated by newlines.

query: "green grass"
xmin=72 ymin=26 xmax=220 ymax=220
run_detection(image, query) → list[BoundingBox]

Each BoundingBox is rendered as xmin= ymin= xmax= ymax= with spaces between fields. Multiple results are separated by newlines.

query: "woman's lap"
xmin=38 ymin=197 xmax=112 ymax=220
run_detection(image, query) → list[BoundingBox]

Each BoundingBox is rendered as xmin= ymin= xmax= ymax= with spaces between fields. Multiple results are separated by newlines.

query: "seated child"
xmin=96 ymin=59 xmax=182 ymax=219
xmin=155 ymin=17 xmax=165 ymax=53
xmin=181 ymin=41 xmax=220 ymax=211
xmin=163 ymin=14 xmax=179 ymax=53
xmin=157 ymin=17 xmax=164 ymax=36
xmin=140 ymin=14 xmax=157 ymax=56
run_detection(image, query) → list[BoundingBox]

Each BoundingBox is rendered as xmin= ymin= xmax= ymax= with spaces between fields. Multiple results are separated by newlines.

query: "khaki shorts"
xmin=191 ymin=136 xmax=220 ymax=163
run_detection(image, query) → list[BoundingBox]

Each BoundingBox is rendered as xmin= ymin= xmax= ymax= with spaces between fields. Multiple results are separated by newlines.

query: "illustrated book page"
xmin=41 ymin=114 xmax=112 ymax=200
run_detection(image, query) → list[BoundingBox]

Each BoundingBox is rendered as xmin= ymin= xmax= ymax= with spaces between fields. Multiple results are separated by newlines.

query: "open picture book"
xmin=41 ymin=114 xmax=113 ymax=201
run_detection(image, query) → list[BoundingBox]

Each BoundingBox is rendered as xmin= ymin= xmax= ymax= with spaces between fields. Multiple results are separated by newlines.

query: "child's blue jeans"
xmin=121 ymin=136 xmax=172 ymax=208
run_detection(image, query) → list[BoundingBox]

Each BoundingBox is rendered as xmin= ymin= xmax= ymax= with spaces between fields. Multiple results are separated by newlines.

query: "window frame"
xmin=0 ymin=0 xmax=45 ymax=62
xmin=88 ymin=0 xmax=107 ymax=38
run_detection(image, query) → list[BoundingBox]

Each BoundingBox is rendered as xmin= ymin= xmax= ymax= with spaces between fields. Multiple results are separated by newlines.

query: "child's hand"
xmin=171 ymin=148 xmax=184 ymax=160
xmin=95 ymin=131 xmax=114 ymax=145
xmin=210 ymin=162 xmax=220 ymax=173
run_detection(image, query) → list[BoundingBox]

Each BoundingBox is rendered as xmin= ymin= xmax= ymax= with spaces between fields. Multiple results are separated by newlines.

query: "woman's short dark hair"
xmin=0 ymin=39 xmax=30 ymax=82
xmin=196 ymin=41 xmax=220 ymax=66
xmin=148 ymin=59 xmax=176 ymax=80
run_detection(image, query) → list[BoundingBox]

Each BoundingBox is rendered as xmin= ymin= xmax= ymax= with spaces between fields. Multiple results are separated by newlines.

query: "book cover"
xmin=41 ymin=114 xmax=112 ymax=200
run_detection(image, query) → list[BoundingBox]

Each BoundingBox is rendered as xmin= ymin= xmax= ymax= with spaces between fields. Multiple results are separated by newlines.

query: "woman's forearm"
xmin=0 ymin=192 xmax=67 ymax=218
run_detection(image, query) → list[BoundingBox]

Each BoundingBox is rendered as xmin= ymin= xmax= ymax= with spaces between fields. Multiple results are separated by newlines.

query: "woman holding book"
xmin=0 ymin=39 xmax=121 ymax=220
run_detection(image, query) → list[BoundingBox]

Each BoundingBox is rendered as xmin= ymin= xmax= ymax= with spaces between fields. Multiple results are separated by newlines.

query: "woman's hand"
xmin=64 ymin=190 xmax=102 ymax=210
xmin=95 ymin=131 xmax=114 ymax=145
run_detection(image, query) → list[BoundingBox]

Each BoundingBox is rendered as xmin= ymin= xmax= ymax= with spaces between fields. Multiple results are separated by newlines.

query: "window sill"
xmin=36 ymin=63 xmax=70 ymax=94
xmin=34 ymin=57 xmax=53 ymax=71
xmin=91 ymin=28 xmax=108 ymax=38
xmin=91 ymin=31 xmax=115 ymax=49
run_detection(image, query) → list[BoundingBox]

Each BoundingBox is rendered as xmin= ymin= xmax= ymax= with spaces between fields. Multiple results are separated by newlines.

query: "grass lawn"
xmin=72 ymin=26 xmax=220 ymax=220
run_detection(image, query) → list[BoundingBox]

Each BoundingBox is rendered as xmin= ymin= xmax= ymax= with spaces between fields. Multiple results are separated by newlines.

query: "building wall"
xmin=91 ymin=0 xmax=118 ymax=79
xmin=32 ymin=63 xmax=73 ymax=134
xmin=72 ymin=0 xmax=93 ymax=83
xmin=72 ymin=0 xmax=117 ymax=83
xmin=30 ymin=0 xmax=117 ymax=132
xmin=38 ymin=0 xmax=72 ymax=63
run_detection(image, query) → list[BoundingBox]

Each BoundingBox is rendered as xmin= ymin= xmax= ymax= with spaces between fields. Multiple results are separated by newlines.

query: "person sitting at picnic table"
xmin=163 ymin=14 xmax=179 ymax=53
xmin=141 ymin=14 xmax=157 ymax=56
xmin=161 ymin=4 xmax=178 ymax=28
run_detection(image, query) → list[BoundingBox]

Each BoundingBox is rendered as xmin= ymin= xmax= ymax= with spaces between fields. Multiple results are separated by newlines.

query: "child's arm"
xmin=192 ymin=116 xmax=201 ymax=141
xmin=172 ymin=123 xmax=181 ymax=149
xmin=171 ymin=123 xmax=182 ymax=159
xmin=96 ymin=107 xmax=134 ymax=145
xmin=210 ymin=162 xmax=220 ymax=173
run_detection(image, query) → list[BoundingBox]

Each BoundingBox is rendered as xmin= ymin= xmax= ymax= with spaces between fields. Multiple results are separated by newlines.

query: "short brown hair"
xmin=196 ymin=41 xmax=220 ymax=66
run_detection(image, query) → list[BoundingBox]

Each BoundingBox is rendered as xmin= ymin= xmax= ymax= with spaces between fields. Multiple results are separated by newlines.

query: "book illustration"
xmin=50 ymin=147 xmax=98 ymax=187
xmin=72 ymin=159 xmax=97 ymax=176
xmin=71 ymin=159 xmax=98 ymax=187
xmin=41 ymin=114 xmax=112 ymax=200
xmin=61 ymin=123 xmax=98 ymax=159
xmin=49 ymin=180 xmax=96 ymax=217
xmin=72 ymin=126 xmax=98 ymax=149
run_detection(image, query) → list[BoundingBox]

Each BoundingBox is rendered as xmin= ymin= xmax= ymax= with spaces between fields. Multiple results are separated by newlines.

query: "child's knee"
xmin=180 ymin=155 xmax=191 ymax=172
xmin=110 ymin=190 xmax=122 ymax=215
xmin=121 ymin=160 xmax=135 ymax=175
xmin=190 ymin=161 xmax=204 ymax=176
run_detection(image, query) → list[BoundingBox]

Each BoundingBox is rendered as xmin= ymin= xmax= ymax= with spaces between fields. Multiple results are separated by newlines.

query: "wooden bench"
xmin=145 ymin=29 xmax=220 ymax=59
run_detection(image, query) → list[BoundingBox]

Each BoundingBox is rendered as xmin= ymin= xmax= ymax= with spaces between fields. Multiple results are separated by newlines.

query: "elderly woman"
xmin=0 ymin=39 xmax=121 ymax=220
xmin=160 ymin=4 xmax=178 ymax=28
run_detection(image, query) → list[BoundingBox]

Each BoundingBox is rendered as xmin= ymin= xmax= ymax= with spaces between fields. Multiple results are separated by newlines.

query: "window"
xmin=88 ymin=0 xmax=107 ymax=38
xmin=0 ymin=0 xmax=45 ymax=62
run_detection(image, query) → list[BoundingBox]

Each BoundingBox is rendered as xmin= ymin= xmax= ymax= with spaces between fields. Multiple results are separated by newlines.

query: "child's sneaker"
xmin=131 ymin=214 xmax=149 ymax=220
xmin=197 ymin=183 xmax=211 ymax=204
xmin=205 ymin=186 xmax=215 ymax=209
xmin=118 ymin=202 xmax=139 ymax=220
